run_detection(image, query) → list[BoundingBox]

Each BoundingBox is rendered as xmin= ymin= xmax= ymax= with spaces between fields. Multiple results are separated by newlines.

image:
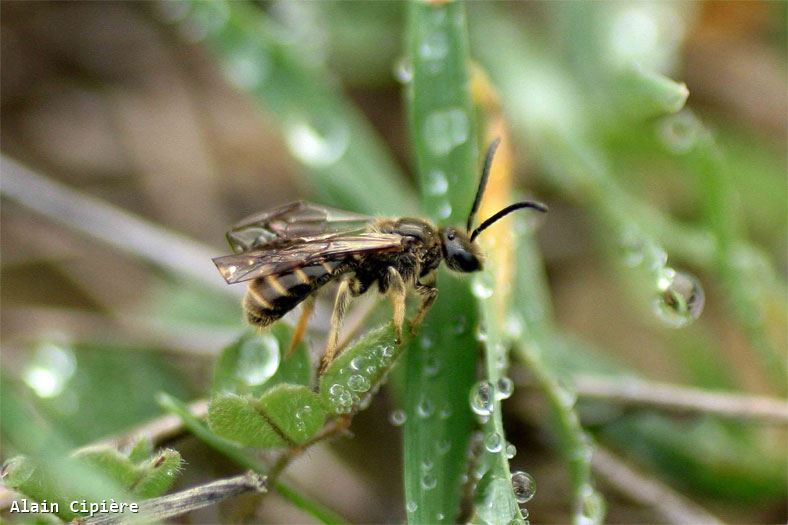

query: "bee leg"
xmin=319 ymin=278 xmax=352 ymax=375
xmin=410 ymin=278 xmax=438 ymax=334
xmin=287 ymin=295 xmax=315 ymax=357
xmin=387 ymin=267 xmax=407 ymax=344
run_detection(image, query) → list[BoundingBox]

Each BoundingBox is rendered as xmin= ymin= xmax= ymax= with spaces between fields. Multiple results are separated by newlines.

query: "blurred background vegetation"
xmin=1 ymin=1 xmax=785 ymax=524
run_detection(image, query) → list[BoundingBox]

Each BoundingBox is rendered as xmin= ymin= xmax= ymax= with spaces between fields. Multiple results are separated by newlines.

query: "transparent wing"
xmin=213 ymin=233 xmax=403 ymax=284
xmin=226 ymin=200 xmax=374 ymax=253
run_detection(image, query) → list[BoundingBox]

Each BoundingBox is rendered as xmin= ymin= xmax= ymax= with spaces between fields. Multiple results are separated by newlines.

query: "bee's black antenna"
xmin=466 ymin=137 xmax=501 ymax=233
xmin=470 ymin=201 xmax=548 ymax=242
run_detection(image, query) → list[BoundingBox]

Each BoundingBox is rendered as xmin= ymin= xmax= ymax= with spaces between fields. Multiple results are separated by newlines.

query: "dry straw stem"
xmin=591 ymin=446 xmax=723 ymax=525
xmin=573 ymin=375 xmax=788 ymax=424
xmin=74 ymin=471 xmax=266 ymax=525
xmin=0 ymin=156 xmax=232 ymax=297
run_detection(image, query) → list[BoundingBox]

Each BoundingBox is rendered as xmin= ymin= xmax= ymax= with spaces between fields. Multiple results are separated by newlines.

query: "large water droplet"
xmin=389 ymin=409 xmax=407 ymax=426
xmin=285 ymin=116 xmax=350 ymax=168
xmin=23 ymin=343 xmax=77 ymax=398
xmin=511 ymin=471 xmax=536 ymax=503
xmin=237 ymin=334 xmax=280 ymax=386
xmin=484 ymin=432 xmax=503 ymax=453
xmin=423 ymin=107 xmax=468 ymax=156
xmin=653 ymin=268 xmax=704 ymax=327
xmin=495 ymin=377 xmax=514 ymax=400
xmin=470 ymin=380 xmax=494 ymax=416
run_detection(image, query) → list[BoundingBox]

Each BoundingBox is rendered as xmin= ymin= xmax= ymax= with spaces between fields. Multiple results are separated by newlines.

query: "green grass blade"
xmin=403 ymin=1 xmax=478 ymax=523
xmin=184 ymin=0 xmax=416 ymax=215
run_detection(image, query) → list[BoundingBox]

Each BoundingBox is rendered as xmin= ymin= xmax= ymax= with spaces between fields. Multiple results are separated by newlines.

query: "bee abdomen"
xmin=243 ymin=262 xmax=344 ymax=327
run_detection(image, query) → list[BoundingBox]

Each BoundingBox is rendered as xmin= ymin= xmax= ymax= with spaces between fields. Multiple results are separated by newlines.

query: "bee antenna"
xmin=466 ymin=137 xmax=501 ymax=233
xmin=470 ymin=200 xmax=548 ymax=242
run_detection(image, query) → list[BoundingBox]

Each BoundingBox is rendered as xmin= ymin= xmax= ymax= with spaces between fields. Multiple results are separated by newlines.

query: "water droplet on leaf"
xmin=470 ymin=380 xmax=494 ymax=416
xmin=511 ymin=471 xmax=536 ymax=503
xmin=653 ymin=269 xmax=704 ymax=327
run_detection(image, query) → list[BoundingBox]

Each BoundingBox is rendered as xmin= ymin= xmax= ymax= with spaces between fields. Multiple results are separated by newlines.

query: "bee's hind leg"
xmin=387 ymin=267 xmax=407 ymax=344
xmin=319 ymin=278 xmax=353 ymax=375
xmin=287 ymin=295 xmax=315 ymax=357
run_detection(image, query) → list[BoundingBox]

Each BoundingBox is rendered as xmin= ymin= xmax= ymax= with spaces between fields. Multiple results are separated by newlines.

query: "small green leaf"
xmin=75 ymin=448 xmax=138 ymax=488
xmin=131 ymin=448 xmax=182 ymax=499
xmin=319 ymin=324 xmax=401 ymax=415
xmin=127 ymin=436 xmax=154 ymax=464
xmin=1 ymin=455 xmax=36 ymax=488
xmin=256 ymin=385 xmax=328 ymax=444
xmin=207 ymin=394 xmax=288 ymax=448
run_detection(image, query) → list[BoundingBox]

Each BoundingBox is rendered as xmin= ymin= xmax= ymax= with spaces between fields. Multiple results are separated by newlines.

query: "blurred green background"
xmin=1 ymin=1 xmax=785 ymax=523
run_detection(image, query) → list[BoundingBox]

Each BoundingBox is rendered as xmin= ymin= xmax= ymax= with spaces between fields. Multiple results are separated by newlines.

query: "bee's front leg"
xmin=319 ymin=278 xmax=353 ymax=375
xmin=410 ymin=274 xmax=437 ymax=334
xmin=387 ymin=267 xmax=407 ymax=344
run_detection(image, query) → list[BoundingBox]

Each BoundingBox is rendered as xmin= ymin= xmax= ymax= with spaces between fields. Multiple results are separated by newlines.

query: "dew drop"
xmin=424 ymin=354 xmax=441 ymax=377
xmin=511 ymin=471 xmax=536 ymax=503
xmin=495 ymin=376 xmax=514 ymax=400
xmin=423 ymin=107 xmax=469 ymax=156
xmin=417 ymin=397 xmax=434 ymax=418
xmin=224 ymin=46 xmax=270 ymax=90
xmin=406 ymin=500 xmax=417 ymax=513
xmin=421 ymin=458 xmax=434 ymax=471
xmin=506 ymin=442 xmax=517 ymax=459
xmin=418 ymin=31 xmax=449 ymax=61
xmin=350 ymin=356 xmax=363 ymax=371
xmin=452 ymin=315 xmax=467 ymax=334
xmin=436 ymin=438 xmax=451 ymax=455
xmin=658 ymin=111 xmax=700 ymax=153
xmin=438 ymin=402 xmax=452 ymax=419
xmin=471 ymin=275 xmax=494 ymax=300
xmin=421 ymin=472 xmax=437 ymax=490
xmin=504 ymin=313 xmax=523 ymax=339
xmin=484 ymin=432 xmax=503 ymax=453
xmin=425 ymin=169 xmax=449 ymax=195
xmin=394 ymin=57 xmax=413 ymax=83
xmin=156 ymin=0 xmax=190 ymax=23
xmin=469 ymin=380 xmax=494 ymax=416
xmin=285 ymin=115 xmax=350 ymax=168
xmin=420 ymin=334 xmax=434 ymax=349
xmin=348 ymin=374 xmax=370 ymax=393
xmin=389 ymin=409 xmax=407 ymax=426
xmin=653 ymin=269 xmax=705 ymax=327
xmin=437 ymin=201 xmax=452 ymax=220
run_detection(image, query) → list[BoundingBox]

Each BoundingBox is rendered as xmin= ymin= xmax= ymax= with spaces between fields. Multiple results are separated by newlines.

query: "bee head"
xmin=440 ymin=227 xmax=483 ymax=273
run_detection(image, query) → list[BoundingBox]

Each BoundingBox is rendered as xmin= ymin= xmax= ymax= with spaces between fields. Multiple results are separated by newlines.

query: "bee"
xmin=213 ymin=139 xmax=546 ymax=373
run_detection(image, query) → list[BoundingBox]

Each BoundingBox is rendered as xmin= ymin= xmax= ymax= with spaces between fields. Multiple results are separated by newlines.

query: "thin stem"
xmin=0 ymin=156 xmax=235 ymax=297
xmin=76 ymin=472 xmax=266 ymax=525
xmin=573 ymin=375 xmax=788 ymax=424
xmin=157 ymin=394 xmax=350 ymax=524
xmin=591 ymin=446 xmax=723 ymax=525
